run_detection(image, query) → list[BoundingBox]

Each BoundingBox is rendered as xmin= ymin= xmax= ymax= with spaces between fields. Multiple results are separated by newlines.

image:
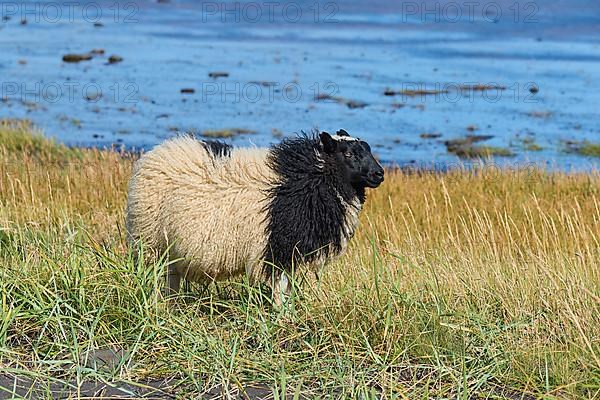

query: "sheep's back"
xmin=126 ymin=136 xmax=275 ymax=282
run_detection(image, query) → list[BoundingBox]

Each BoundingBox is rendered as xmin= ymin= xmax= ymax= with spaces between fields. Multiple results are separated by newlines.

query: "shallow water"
xmin=1 ymin=0 xmax=599 ymax=170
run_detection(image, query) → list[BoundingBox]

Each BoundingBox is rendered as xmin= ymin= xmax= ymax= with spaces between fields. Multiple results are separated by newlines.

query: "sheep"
xmin=125 ymin=129 xmax=384 ymax=303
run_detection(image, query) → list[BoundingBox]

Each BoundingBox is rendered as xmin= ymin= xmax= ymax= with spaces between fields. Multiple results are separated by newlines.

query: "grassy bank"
xmin=0 ymin=120 xmax=599 ymax=398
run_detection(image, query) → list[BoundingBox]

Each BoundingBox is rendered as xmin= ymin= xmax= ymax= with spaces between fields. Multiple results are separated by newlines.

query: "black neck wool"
xmin=262 ymin=134 xmax=364 ymax=277
xmin=202 ymin=140 xmax=232 ymax=157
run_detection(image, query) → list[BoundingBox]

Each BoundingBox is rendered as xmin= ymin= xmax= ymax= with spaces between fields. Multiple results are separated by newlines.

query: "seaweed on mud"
xmin=420 ymin=133 xmax=442 ymax=139
xmin=316 ymin=94 xmax=368 ymax=109
xmin=62 ymin=53 xmax=93 ymax=63
xmin=201 ymin=128 xmax=257 ymax=138
xmin=384 ymin=88 xmax=448 ymax=97
xmin=564 ymin=141 xmax=600 ymax=158
xmin=445 ymin=135 xmax=513 ymax=158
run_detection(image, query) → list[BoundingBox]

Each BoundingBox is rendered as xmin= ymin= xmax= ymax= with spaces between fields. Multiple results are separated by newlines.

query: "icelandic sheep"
xmin=125 ymin=129 xmax=384 ymax=302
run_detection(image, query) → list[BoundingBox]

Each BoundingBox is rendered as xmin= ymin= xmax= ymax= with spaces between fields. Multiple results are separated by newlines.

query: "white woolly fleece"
xmin=126 ymin=136 xmax=275 ymax=283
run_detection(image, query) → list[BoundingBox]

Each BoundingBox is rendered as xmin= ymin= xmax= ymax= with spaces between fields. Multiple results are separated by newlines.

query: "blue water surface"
xmin=0 ymin=0 xmax=599 ymax=170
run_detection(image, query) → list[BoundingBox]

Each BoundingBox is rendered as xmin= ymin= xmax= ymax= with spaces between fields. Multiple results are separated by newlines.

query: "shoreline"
xmin=4 ymin=119 xmax=599 ymax=175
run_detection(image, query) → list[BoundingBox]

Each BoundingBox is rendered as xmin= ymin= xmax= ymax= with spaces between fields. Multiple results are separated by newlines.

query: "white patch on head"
xmin=331 ymin=135 xmax=359 ymax=142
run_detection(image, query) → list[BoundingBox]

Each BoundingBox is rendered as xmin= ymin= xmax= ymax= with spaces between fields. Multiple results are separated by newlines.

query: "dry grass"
xmin=0 ymin=120 xmax=599 ymax=398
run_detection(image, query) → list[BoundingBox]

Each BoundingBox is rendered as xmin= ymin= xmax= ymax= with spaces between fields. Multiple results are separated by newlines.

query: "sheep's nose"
xmin=372 ymin=170 xmax=384 ymax=182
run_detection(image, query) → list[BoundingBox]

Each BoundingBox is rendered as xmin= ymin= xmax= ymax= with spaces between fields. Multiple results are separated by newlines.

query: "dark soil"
xmin=108 ymin=55 xmax=124 ymax=64
xmin=445 ymin=135 xmax=514 ymax=158
xmin=420 ymin=132 xmax=442 ymax=139
xmin=316 ymin=94 xmax=368 ymax=109
xmin=62 ymin=53 xmax=93 ymax=63
xmin=0 ymin=373 xmax=311 ymax=400
xmin=209 ymin=72 xmax=230 ymax=78
xmin=384 ymin=89 xmax=448 ymax=96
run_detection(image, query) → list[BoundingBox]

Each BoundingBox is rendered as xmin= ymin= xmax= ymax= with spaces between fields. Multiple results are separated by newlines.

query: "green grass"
xmin=577 ymin=142 xmax=600 ymax=158
xmin=564 ymin=141 xmax=600 ymax=158
xmin=517 ymin=137 xmax=544 ymax=152
xmin=445 ymin=136 xmax=515 ymax=159
xmin=201 ymin=128 xmax=257 ymax=138
xmin=0 ymin=121 xmax=599 ymax=398
xmin=453 ymin=145 xmax=514 ymax=158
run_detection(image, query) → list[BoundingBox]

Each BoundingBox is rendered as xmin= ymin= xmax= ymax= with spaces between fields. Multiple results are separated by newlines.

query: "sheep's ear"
xmin=336 ymin=129 xmax=349 ymax=137
xmin=320 ymin=131 xmax=337 ymax=154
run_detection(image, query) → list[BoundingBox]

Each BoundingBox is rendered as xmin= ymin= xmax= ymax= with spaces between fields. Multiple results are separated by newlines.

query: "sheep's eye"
xmin=344 ymin=152 xmax=353 ymax=158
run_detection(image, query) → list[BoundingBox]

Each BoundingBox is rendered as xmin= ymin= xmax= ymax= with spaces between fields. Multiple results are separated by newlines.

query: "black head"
xmin=319 ymin=130 xmax=384 ymax=189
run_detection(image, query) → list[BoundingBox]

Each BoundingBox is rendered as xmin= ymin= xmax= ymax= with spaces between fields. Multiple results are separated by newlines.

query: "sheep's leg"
xmin=273 ymin=272 xmax=291 ymax=306
xmin=165 ymin=264 xmax=181 ymax=297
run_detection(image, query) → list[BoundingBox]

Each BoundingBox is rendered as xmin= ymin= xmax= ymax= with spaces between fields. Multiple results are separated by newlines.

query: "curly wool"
xmin=126 ymin=136 xmax=276 ymax=283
